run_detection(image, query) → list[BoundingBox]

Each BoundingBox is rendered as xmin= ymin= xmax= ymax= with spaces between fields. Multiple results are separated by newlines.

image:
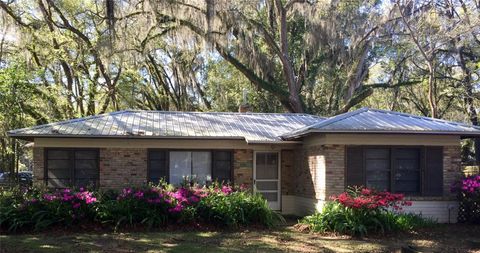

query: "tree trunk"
xmin=456 ymin=44 xmax=480 ymax=163
xmin=427 ymin=62 xmax=437 ymax=118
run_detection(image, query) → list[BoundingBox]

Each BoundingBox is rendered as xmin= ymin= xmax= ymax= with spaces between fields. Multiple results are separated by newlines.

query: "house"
xmin=8 ymin=107 xmax=480 ymax=223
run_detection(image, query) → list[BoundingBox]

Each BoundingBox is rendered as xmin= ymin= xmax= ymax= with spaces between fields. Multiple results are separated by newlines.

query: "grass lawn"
xmin=1 ymin=223 xmax=479 ymax=253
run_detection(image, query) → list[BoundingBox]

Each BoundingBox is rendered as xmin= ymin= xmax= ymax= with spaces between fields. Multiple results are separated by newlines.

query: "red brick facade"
xmin=32 ymin=147 xmax=44 ymax=186
xmin=297 ymin=144 xmax=462 ymax=202
xmin=31 ymin=144 xmax=462 ymax=199
xmin=233 ymin=149 xmax=253 ymax=188
xmin=99 ymin=148 xmax=148 ymax=189
xmin=294 ymin=145 xmax=345 ymax=200
xmin=443 ymin=145 xmax=462 ymax=197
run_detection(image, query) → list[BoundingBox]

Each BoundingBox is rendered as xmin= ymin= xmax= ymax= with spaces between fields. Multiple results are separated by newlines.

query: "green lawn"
xmin=1 ymin=224 xmax=479 ymax=253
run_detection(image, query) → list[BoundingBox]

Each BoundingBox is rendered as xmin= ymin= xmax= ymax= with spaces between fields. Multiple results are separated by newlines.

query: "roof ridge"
xmin=7 ymin=110 xmax=126 ymax=134
xmin=308 ymin=107 xmax=370 ymax=129
xmin=125 ymin=109 xmax=323 ymax=117
xmin=279 ymin=108 xmax=369 ymax=138
xmin=367 ymin=108 xmax=480 ymax=129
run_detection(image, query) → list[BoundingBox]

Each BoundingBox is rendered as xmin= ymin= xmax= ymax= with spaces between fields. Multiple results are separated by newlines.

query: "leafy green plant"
xmin=0 ymin=183 xmax=283 ymax=232
xmin=196 ymin=190 xmax=284 ymax=228
xmin=300 ymin=187 xmax=435 ymax=236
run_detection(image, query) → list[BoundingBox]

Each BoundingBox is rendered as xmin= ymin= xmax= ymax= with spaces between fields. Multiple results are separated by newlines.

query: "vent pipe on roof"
xmin=239 ymin=89 xmax=252 ymax=113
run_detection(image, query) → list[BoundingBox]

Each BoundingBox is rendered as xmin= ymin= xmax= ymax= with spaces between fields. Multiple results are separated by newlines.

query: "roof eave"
xmin=245 ymin=140 xmax=303 ymax=144
xmin=7 ymin=134 xmax=247 ymax=141
xmin=282 ymin=129 xmax=480 ymax=140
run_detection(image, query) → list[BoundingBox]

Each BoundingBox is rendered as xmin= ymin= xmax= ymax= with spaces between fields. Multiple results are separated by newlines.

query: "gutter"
xmin=282 ymin=130 xmax=480 ymax=140
xmin=7 ymin=134 xmax=301 ymax=145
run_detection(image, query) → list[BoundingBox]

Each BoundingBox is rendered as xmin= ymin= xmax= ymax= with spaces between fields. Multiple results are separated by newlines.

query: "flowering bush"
xmin=452 ymin=175 xmax=480 ymax=224
xmin=300 ymin=187 xmax=432 ymax=236
xmin=0 ymin=183 xmax=282 ymax=232
xmin=331 ymin=187 xmax=412 ymax=211
xmin=0 ymin=187 xmax=98 ymax=231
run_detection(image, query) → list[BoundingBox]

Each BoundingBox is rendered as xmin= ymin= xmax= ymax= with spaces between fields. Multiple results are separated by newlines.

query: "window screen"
xmin=393 ymin=148 xmax=421 ymax=194
xmin=46 ymin=149 xmax=98 ymax=188
xmin=346 ymin=146 xmax=440 ymax=196
xmin=148 ymin=150 xmax=168 ymax=184
xmin=365 ymin=148 xmax=390 ymax=191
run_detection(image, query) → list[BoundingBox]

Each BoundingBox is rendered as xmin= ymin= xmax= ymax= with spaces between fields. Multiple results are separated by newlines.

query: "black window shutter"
xmin=212 ymin=151 xmax=233 ymax=183
xmin=346 ymin=146 xmax=364 ymax=188
xmin=424 ymin=147 xmax=443 ymax=196
xmin=148 ymin=150 xmax=168 ymax=183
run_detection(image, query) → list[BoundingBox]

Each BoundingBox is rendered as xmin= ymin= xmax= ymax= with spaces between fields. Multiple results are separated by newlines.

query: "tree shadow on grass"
xmin=2 ymin=224 xmax=479 ymax=253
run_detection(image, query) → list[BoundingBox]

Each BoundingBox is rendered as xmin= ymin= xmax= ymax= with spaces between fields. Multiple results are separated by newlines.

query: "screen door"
xmin=254 ymin=151 xmax=280 ymax=210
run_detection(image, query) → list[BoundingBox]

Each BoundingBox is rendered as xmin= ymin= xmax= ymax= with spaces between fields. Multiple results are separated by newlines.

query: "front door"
xmin=254 ymin=151 xmax=280 ymax=210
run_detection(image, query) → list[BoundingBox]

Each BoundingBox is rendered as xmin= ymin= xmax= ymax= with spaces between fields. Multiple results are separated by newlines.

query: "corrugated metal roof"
xmin=282 ymin=107 xmax=480 ymax=139
xmin=9 ymin=108 xmax=480 ymax=142
xmin=8 ymin=110 xmax=324 ymax=143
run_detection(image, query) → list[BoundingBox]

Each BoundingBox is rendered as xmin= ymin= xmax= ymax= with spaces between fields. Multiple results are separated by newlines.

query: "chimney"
xmin=239 ymin=103 xmax=252 ymax=113
xmin=238 ymin=88 xmax=252 ymax=113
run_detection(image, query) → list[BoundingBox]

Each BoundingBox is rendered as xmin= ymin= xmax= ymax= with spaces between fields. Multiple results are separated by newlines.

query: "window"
xmin=393 ymin=148 xmax=421 ymax=195
xmin=46 ymin=149 xmax=99 ymax=188
xmin=169 ymin=151 xmax=211 ymax=185
xmin=365 ymin=148 xmax=391 ymax=191
xmin=346 ymin=146 xmax=443 ymax=196
xmin=148 ymin=150 xmax=232 ymax=185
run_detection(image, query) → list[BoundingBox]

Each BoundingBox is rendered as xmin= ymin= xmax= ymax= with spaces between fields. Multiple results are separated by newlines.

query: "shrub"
xmin=0 ymin=183 xmax=283 ymax=232
xmin=95 ymin=187 xmax=173 ymax=230
xmin=300 ymin=187 xmax=433 ymax=236
xmin=0 ymin=187 xmax=97 ymax=231
xmin=196 ymin=187 xmax=283 ymax=227
xmin=452 ymin=175 xmax=480 ymax=224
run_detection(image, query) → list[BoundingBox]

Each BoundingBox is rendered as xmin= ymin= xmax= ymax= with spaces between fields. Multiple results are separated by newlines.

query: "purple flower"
xmin=147 ymin=198 xmax=161 ymax=204
xmin=72 ymin=203 xmax=81 ymax=209
xmin=43 ymin=194 xmax=57 ymax=201
xmin=168 ymin=204 xmax=183 ymax=213
xmin=63 ymin=194 xmax=74 ymax=202
xmin=188 ymin=196 xmax=200 ymax=203
xmin=134 ymin=191 xmax=144 ymax=199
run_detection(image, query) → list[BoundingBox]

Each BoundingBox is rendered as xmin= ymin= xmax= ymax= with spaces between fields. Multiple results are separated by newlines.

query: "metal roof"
xmin=282 ymin=107 xmax=480 ymax=139
xmin=8 ymin=110 xmax=324 ymax=143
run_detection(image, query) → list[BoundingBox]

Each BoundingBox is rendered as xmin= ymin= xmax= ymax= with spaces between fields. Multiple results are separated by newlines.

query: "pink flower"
xmin=221 ymin=185 xmax=233 ymax=195
xmin=72 ymin=203 xmax=81 ymax=209
xmin=85 ymin=197 xmax=97 ymax=204
xmin=361 ymin=188 xmax=372 ymax=195
xmin=239 ymin=184 xmax=248 ymax=191
xmin=168 ymin=204 xmax=184 ymax=213
xmin=134 ymin=191 xmax=144 ymax=199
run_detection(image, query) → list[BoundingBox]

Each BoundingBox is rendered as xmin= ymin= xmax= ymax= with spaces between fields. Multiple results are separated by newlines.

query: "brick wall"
xmin=32 ymin=147 xmax=44 ymax=186
xmin=294 ymin=144 xmax=462 ymax=202
xmin=294 ymin=145 xmax=345 ymax=200
xmin=233 ymin=149 xmax=253 ymax=188
xmin=323 ymin=145 xmax=345 ymax=197
xmin=443 ymin=145 xmax=462 ymax=197
xmin=281 ymin=150 xmax=295 ymax=195
xmin=99 ymin=148 xmax=148 ymax=189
